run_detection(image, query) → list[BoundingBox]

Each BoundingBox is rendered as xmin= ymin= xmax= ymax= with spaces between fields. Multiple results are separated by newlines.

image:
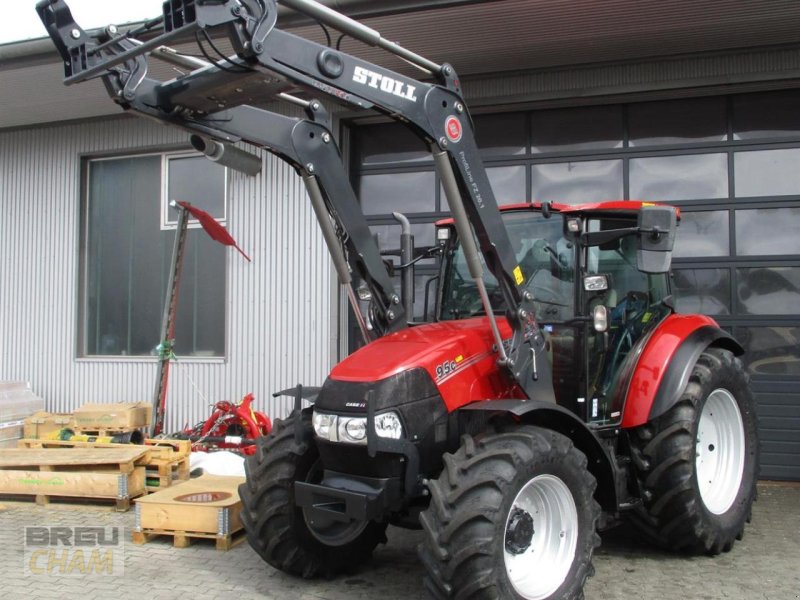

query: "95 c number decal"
xmin=435 ymin=360 xmax=457 ymax=380
xmin=435 ymin=354 xmax=465 ymax=380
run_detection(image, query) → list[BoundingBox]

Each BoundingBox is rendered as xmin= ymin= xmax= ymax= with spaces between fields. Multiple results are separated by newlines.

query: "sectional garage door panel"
xmin=753 ymin=385 xmax=800 ymax=480
xmin=351 ymin=88 xmax=800 ymax=480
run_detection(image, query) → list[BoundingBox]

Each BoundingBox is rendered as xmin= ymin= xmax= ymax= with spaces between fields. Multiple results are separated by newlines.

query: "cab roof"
xmin=435 ymin=200 xmax=680 ymax=226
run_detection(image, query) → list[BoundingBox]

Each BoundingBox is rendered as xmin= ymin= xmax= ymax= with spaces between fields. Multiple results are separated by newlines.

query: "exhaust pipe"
xmin=189 ymin=135 xmax=262 ymax=176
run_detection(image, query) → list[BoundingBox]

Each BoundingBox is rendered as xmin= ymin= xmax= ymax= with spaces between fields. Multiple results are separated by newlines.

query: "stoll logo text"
xmin=24 ymin=526 xmax=124 ymax=576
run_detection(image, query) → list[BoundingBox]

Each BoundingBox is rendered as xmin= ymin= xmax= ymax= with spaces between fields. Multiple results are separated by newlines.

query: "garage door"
xmin=350 ymin=88 xmax=800 ymax=481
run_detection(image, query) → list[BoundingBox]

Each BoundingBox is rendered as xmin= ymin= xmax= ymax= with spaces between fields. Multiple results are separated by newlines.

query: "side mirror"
xmin=637 ymin=206 xmax=677 ymax=273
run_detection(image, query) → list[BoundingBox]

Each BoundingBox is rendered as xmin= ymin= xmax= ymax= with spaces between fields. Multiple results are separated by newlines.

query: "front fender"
xmin=621 ymin=315 xmax=743 ymax=429
xmin=460 ymin=400 xmax=617 ymax=512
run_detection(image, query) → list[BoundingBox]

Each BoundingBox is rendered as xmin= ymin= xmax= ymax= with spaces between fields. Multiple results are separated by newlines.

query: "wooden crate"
xmin=0 ymin=447 xmax=149 ymax=511
xmin=23 ymin=411 xmax=76 ymax=440
xmin=133 ymin=474 xmax=246 ymax=550
xmin=72 ymin=402 xmax=151 ymax=430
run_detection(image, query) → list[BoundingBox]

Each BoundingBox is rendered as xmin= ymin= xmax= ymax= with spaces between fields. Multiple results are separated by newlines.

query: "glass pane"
xmin=474 ymin=112 xmax=527 ymax=157
xmin=86 ymin=155 xmax=226 ymax=357
xmin=530 ymin=105 xmax=623 ymax=154
xmin=440 ymin=211 xmax=574 ymax=321
xmin=629 ymin=153 xmax=728 ymax=201
xmin=672 ymin=268 xmax=731 ymax=316
xmin=738 ymin=326 xmax=800 ymax=377
xmin=531 ymin=160 xmax=623 ymax=205
xmin=173 ymin=232 xmax=227 ymax=356
xmin=735 ymin=207 xmax=800 ymax=256
xmin=354 ymin=122 xmax=430 ymax=166
xmin=488 ymin=165 xmax=526 ymax=204
xmin=628 ymin=97 xmax=727 ymax=147
xmin=168 ymin=155 xmax=226 ymax=220
xmin=734 ymin=148 xmax=800 ymax=197
xmin=673 ymin=211 xmax=729 ymax=258
xmin=737 ymin=267 xmax=800 ymax=315
xmin=391 ymin=273 xmax=439 ymax=320
xmin=733 ymin=89 xmax=800 ymax=140
xmin=441 ymin=165 xmax=526 ymax=210
xmin=359 ymin=171 xmax=435 ymax=215
xmin=87 ymin=156 xmax=162 ymax=356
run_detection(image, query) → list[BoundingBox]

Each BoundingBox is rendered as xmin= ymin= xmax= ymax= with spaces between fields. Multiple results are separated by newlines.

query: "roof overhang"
xmin=4 ymin=0 xmax=800 ymax=129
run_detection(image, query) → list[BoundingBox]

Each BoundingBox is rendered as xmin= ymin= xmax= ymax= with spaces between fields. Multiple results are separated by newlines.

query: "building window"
xmin=82 ymin=152 xmax=227 ymax=357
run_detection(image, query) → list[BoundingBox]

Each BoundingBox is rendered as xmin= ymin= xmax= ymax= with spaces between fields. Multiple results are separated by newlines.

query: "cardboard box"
xmin=73 ymin=402 xmax=152 ymax=430
xmin=23 ymin=411 xmax=76 ymax=439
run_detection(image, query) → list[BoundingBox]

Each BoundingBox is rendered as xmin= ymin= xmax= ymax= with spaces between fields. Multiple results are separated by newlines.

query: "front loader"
xmin=38 ymin=2 xmax=759 ymax=599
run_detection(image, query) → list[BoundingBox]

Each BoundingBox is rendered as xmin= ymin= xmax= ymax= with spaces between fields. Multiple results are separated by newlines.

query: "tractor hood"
xmin=327 ymin=317 xmax=518 ymax=411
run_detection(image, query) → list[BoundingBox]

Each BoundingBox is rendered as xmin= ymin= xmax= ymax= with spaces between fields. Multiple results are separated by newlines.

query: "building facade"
xmin=1 ymin=0 xmax=799 ymax=479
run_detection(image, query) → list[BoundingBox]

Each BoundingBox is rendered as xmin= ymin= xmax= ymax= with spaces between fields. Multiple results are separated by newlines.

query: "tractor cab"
xmin=436 ymin=201 xmax=679 ymax=426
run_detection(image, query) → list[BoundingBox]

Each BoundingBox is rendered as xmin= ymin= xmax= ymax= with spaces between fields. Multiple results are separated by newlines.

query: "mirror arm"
xmin=580 ymin=227 xmax=638 ymax=247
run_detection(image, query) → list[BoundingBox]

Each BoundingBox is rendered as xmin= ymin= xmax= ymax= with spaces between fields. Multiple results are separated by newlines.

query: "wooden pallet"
xmin=132 ymin=526 xmax=246 ymax=551
xmin=145 ymin=455 xmax=191 ymax=491
xmin=133 ymin=474 xmax=246 ymax=550
xmin=17 ymin=437 xmax=191 ymax=461
xmin=0 ymin=447 xmax=149 ymax=511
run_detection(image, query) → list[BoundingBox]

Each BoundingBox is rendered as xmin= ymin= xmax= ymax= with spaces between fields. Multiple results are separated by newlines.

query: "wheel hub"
xmin=695 ymin=388 xmax=746 ymax=515
xmin=503 ymin=474 xmax=578 ymax=600
xmin=505 ymin=507 xmax=534 ymax=555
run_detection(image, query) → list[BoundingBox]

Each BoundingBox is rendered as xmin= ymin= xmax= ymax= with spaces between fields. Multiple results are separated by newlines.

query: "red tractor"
xmin=37 ymin=1 xmax=758 ymax=598
xmin=241 ymin=201 xmax=758 ymax=600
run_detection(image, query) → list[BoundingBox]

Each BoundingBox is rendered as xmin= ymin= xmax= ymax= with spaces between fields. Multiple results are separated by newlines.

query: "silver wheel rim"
xmin=504 ymin=474 xmax=578 ymax=600
xmin=696 ymin=388 xmax=746 ymax=515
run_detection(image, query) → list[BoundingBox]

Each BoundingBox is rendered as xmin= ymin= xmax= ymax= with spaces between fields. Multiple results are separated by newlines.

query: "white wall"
xmin=0 ymin=115 xmax=337 ymax=432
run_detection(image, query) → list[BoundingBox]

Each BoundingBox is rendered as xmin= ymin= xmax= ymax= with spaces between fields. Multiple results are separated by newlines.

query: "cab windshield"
xmin=440 ymin=211 xmax=575 ymax=322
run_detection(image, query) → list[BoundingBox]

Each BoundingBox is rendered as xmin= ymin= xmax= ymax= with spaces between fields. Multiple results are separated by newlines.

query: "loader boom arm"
xmin=36 ymin=0 xmax=554 ymax=400
xmin=37 ymin=0 xmax=407 ymax=337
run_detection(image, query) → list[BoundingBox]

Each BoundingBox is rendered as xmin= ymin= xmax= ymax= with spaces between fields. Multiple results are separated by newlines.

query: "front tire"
xmin=629 ymin=347 xmax=759 ymax=554
xmin=418 ymin=426 xmax=600 ymax=600
xmin=238 ymin=410 xmax=388 ymax=577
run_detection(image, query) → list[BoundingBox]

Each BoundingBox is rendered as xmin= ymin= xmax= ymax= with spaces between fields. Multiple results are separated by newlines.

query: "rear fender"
xmin=460 ymin=400 xmax=617 ymax=512
xmin=621 ymin=316 xmax=743 ymax=429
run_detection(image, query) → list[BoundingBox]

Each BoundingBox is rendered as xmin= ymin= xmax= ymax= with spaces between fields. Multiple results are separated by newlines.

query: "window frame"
xmin=78 ymin=149 xmax=229 ymax=362
xmin=160 ymin=151 xmax=229 ymax=230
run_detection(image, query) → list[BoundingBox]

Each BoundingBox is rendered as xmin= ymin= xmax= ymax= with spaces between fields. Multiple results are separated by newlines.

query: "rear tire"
xmin=238 ymin=410 xmax=388 ymax=577
xmin=629 ymin=347 xmax=759 ymax=554
xmin=418 ymin=426 xmax=600 ymax=600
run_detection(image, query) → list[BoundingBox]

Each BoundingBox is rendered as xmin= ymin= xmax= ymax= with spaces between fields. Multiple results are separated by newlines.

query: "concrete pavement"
xmin=0 ymin=483 xmax=797 ymax=600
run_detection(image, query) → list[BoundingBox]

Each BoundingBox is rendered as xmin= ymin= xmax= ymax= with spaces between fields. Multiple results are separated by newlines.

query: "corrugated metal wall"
xmin=0 ymin=115 xmax=337 ymax=432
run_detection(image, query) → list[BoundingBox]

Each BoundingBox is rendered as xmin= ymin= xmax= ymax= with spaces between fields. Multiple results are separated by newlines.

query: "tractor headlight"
xmin=374 ymin=411 xmax=403 ymax=440
xmin=313 ymin=410 xmax=405 ymax=444
xmin=338 ymin=416 xmax=367 ymax=444
xmin=312 ymin=412 xmax=338 ymax=441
